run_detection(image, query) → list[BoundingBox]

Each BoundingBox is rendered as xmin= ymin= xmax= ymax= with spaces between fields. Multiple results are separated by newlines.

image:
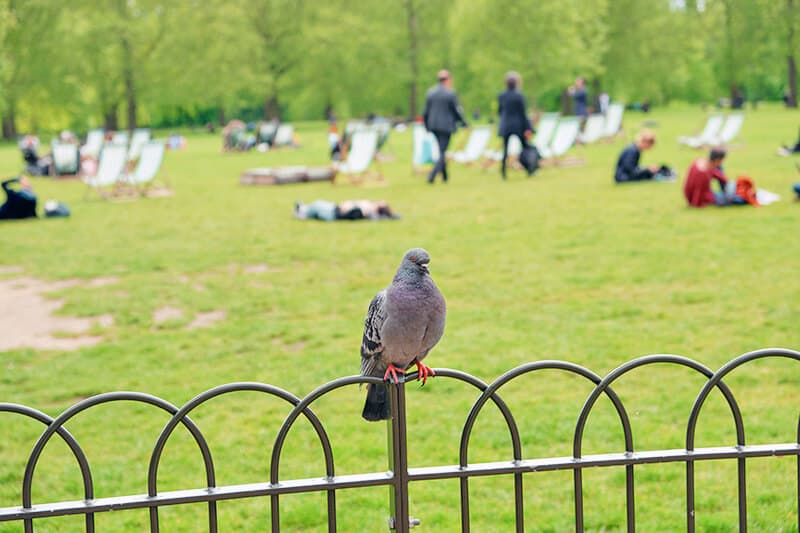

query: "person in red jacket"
xmin=683 ymin=147 xmax=729 ymax=207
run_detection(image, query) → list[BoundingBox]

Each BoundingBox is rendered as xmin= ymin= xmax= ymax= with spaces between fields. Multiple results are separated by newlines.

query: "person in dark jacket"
xmin=497 ymin=71 xmax=534 ymax=179
xmin=0 ymin=177 xmax=37 ymax=220
xmin=423 ymin=69 xmax=468 ymax=184
xmin=614 ymin=130 xmax=659 ymax=183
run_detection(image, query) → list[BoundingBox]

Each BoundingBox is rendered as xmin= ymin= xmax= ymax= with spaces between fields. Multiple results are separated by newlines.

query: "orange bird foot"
xmin=414 ymin=360 xmax=436 ymax=386
xmin=383 ymin=363 xmax=406 ymax=384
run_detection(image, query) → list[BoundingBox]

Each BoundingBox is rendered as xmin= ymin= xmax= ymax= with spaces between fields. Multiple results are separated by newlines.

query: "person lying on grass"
xmin=0 ymin=176 xmax=37 ymax=220
xmin=293 ymin=200 xmax=399 ymax=221
xmin=614 ymin=129 xmax=675 ymax=183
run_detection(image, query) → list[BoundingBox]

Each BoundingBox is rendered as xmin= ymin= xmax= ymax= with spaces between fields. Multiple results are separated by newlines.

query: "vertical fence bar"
xmin=327 ymin=489 xmax=336 ymax=533
xmin=686 ymin=460 xmax=695 ymax=533
xmin=514 ymin=473 xmax=524 ymax=533
xmin=573 ymin=470 xmax=584 ymax=532
xmin=460 ymin=476 xmax=470 ymax=532
xmin=737 ymin=458 xmax=747 ymax=532
xmin=271 ymin=493 xmax=280 ymax=532
xmin=387 ymin=381 xmax=410 ymax=532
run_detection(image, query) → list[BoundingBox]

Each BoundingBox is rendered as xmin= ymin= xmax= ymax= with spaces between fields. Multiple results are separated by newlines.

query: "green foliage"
xmin=0 ymin=0 xmax=798 ymax=131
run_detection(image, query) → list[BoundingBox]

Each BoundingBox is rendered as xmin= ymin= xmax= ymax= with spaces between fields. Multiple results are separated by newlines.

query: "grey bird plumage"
xmin=360 ymin=248 xmax=446 ymax=421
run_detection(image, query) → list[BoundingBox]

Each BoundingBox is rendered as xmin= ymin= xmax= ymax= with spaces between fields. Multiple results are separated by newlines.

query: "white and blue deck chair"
xmin=127 ymin=128 xmax=151 ymax=161
xmin=578 ymin=114 xmax=605 ymax=144
xmin=710 ymin=113 xmax=744 ymax=146
xmin=273 ymin=124 xmax=295 ymax=147
xmin=678 ymin=114 xmax=724 ymax=148
xmin=111 ymin=130 xmax=129 ymax=146
xmin=538 ymin=117 xmax=582 ymax=163
xmin=601 ymin=103 xmax=625 ymax=139
xmin=81 ymin=128 xmax=104 ymax=158
xmin=83 ymin=144 xmax=127 ymax=198
xmin=532 ymin=113 xmax=560 ymax=153
xmin=51 ymin=141 xmax=80 ymax=176
xmin=449 ymin=126 xmax=492 ymax=164
xmin=334 ymin=129 xmax=380 ymax=183
xmin=412 ymin=124 xmax=440 ymax=172
xmin=125 ymin=141 xmax=168 ymax=195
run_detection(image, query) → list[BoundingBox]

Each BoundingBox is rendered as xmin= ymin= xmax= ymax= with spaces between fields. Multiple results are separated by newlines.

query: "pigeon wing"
xmin=360 ymin=289 xmax=387 ymax=377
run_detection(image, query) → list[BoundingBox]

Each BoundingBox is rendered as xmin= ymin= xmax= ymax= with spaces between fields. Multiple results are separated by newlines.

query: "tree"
xmin=786 ymin=0 xmax=798 ymax=106
xmin=0 ymin=0 xmax=60 ymax=139
xmin=246 ymin=0 xmax=306 ymax=120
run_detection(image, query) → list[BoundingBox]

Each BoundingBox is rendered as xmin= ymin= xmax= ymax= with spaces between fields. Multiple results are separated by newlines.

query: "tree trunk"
xmin=217 ymin=106 xmax=226 ymax=126
xmin=788 ymin=0 xmax=798 ymax=107
xmin=722 ymin=0 xmax=737 ymax=104
xmin=121 ymin=35 xmax=137 ymax=130
xmin=264 ymin=95 xmax=280 ymax=120
xmin=406 ymin=0 xmax=419 ymax=119
xmin=103 ymin=104 xmax=119 ymax=131
xmin=1 ymin=110 xmax=17 ymax=141
xmin=560 ymin=89 xmax=571 ymax=115
xmin=125 ymin=72 xmax=137 ymax=130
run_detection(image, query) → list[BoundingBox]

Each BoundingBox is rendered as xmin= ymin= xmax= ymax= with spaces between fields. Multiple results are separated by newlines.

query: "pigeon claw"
xmin=414 ymin=360 xmax=436 ymax=386
xmin=383 ymin=363 xmax=405 ymax=384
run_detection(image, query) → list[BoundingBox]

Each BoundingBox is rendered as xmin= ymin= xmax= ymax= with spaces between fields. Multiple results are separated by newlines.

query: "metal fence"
xmin=1 ymin=347 xmax=799 ymax=532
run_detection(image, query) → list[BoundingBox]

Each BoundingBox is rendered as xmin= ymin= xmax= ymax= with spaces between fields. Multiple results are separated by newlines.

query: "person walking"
xmin=423 ymin=69 xmax=468 ymax=184
xmin=497 ymin=71 xmax=534 ymax=179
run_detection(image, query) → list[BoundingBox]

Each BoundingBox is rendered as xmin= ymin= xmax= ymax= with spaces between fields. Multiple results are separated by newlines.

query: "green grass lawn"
xmin=0 ymin=104 xmax=798 ymax=532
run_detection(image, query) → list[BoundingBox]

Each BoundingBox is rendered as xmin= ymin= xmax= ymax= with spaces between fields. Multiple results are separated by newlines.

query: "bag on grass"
xmin=44 ymin=200 xmax=70 ymax=218
xmin=519 ymin=145 xmax=540 ymax=175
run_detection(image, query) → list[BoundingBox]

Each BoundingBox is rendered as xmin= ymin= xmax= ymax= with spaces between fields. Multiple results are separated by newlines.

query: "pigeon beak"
xmin=421 ymin=263 xmax=429 ymax=273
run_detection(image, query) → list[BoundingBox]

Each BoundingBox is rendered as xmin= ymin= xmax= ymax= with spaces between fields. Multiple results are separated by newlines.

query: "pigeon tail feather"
xmin=362 ymin=383 xmax=390 ymax=421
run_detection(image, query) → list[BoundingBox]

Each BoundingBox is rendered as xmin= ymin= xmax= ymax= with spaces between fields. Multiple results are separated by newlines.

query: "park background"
xmin=0 ymin=0 xmax=799 ymax=135
xmin=1 ymin=1 xmax=800 ymax=532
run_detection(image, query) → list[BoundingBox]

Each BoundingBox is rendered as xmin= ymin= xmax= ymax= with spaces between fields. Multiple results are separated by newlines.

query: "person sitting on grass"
xmin=683 ymin=147 xmax=744 ymax=207
xmin=0 ymin=176 xmax=37 ymax=220
xmin=614 ymin=130 xmax=675 ymax=183
xmin=294 ymin=199 xmax=399 ymax=221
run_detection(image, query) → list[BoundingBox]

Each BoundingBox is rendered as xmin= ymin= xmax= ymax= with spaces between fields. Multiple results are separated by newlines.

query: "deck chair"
xmin=578 ymin=114 xmax=605 ymax=144
xmin=538 ymin=117 xmax=581 ymax=162
xmin=450 ymin=126 xmax=491 ymax=164
xmin=273 ymin=124 xmax=295 ymax=147
xmin=51 ymin=141 xmax=80 ymax=176
xmin=678 ymin=114 xmax=724 ymax=148
xmin=601 ymin=103 xmax=625 ymax=139
xmin=81 ymin=129 xmax=104 ymax=158
xmin=127 ymin=128 xmax=151 ymax=161
xmin=709 ymin=113 xmax=744 ymax=145
xmin=111 ymin=131 xmax=129 ymax=146
xmin=532 ymin=113 xmax=560 ymax=153
xmin=257 ymin=122 xmax=278 ymax=145
xmin=334 ymin=129 xmax=380 ymax=182
xmin=83 ymin=144 xmax=127 ymax=198
xmin=124 ymin=141 xmax=168 ymax=195
xmin=412 ymin=124 xmax=440 ymax=171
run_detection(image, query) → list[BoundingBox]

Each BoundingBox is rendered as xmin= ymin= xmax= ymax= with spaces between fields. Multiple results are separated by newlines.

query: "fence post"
xmin=387 ymin=381 xmax=411 ymax=532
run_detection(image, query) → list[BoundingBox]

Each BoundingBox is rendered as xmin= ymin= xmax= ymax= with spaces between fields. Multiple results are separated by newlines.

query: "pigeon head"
xmin=399 ymin=248 xmax=431 ymax=275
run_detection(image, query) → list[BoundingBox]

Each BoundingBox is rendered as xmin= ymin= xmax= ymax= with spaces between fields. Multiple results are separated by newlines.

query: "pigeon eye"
xmin=409 ymin=257 xmax=417 ymax=263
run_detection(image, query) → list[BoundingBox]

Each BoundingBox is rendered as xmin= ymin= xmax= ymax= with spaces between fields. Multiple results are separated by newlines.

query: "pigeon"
xmin=360 ymin=248 xmax=446 ymax=421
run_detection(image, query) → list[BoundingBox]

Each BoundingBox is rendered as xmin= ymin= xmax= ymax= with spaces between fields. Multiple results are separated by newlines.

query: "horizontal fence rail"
xmin=0 ymin=348 xmax=798 ymax=532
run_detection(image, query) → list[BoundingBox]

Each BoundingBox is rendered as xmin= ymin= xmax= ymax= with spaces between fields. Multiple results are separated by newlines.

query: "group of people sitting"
xmin=614 ymin=129 xmax=773 ymax=207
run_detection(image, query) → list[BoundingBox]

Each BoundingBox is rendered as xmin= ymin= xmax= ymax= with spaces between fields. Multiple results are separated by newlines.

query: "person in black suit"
xmin=497 ymin=71 xmax=534 ymax=179
xmin=423 ymin=69 xmax=468 ymax=184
